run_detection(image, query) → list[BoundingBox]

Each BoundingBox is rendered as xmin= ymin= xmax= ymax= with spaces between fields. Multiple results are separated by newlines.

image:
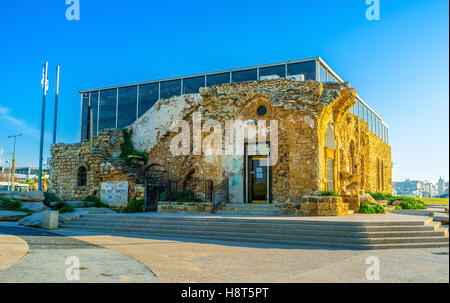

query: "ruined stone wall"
xmin=338 ymin=114 xmax=392 ymax=195
xmin=130 ymin=79 xmax=357 ymax=203
xmin=50 ymin=129 xmax=128 ymax=201
xmin=50 ymin=78 xmax=392 ymax=206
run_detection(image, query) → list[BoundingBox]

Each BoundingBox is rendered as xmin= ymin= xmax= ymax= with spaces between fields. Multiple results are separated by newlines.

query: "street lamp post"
xmin=8 ymin=134 xmax=22 ymax=191
xmin=6 ymin=160 xmax=11 ymax=191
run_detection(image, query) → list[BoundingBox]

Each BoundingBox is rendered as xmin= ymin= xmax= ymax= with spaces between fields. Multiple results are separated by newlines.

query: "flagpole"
xmin=52 ymin=65 xmax=60 ymax=144
xmin=38 ymin=61 xmax=48 ymax=192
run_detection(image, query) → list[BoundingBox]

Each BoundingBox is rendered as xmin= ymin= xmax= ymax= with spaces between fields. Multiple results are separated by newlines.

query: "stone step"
xmin=64 ymin=221 xmax=448 ymax=238
xmin=60 ymin=224 xmax=449 ymax=250
xmin=61 ymin=221 xmax=449 ymax=245
xmin=80 ymin=214 xmax=434 ymax=227
xmin=65 ymin=217 xmax=443 ymax=232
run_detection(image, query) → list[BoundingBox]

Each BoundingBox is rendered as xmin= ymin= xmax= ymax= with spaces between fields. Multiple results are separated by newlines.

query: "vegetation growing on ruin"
xmin=320 ymin=190 xmax=338 ymax=196
xmin=120 ymin=129 xmax=148 ymax=165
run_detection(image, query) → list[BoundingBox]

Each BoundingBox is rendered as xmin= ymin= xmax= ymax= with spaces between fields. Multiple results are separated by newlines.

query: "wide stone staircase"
xmin=61 ymin=214 xmax=449 ymax=250
xmin=214 ymin=203 xmax=283 ymax=216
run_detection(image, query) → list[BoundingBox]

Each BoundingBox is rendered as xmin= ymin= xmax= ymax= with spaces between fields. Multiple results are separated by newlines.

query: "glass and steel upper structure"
xmin=79 ymin=57 xmax=389 ymax=144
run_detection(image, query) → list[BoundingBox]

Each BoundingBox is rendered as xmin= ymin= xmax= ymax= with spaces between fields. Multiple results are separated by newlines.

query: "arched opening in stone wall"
xmin=145 ymin=164 xmax=167 ymax=182
xmin=77 ymin=166 xmax=87 ymax=187
xmin=376 ymin=158 xmax=381 ymax=191
xmin=325 ymin=126 xmax=336 ymax=191
xmin=349 ymin=140 xmax=356 ymax=174
xmin=325 ymin=126 xmax=336 ymax=150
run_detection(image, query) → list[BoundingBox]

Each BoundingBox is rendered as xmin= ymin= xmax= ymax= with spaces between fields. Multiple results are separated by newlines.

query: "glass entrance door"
xmin=248 ymin=156 xmax=269 ymax=203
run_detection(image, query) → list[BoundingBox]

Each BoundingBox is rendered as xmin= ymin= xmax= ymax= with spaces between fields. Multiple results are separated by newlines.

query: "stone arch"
xmin=145 ymin=163 xmax=167 ymax=181
xmin=349 ymin=140 xmax=356 ymax=174
xmin=77 ymin=166 xmax=87 ymax=187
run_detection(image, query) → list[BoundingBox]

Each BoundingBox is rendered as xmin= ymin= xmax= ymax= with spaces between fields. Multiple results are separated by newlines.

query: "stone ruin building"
xmin=49 ymin=57 xmax=392 ymax=214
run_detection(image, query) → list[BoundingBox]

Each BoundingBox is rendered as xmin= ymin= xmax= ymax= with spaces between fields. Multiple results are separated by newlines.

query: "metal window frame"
xmin=78 ymin=56 xmax=389 ymax=143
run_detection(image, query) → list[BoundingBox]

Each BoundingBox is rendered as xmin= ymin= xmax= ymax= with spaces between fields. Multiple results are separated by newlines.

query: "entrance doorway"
xmin=247 ymin=155 xmax=269 ymax=203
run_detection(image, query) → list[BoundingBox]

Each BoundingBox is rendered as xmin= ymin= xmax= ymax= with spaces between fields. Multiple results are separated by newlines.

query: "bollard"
xmin=42 ymin=210 xmax=59 ymax=230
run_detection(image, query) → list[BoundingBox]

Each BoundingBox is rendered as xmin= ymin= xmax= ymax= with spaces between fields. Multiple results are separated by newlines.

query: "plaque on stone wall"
xmin=100 ymin=181 xmax=128 ymax=205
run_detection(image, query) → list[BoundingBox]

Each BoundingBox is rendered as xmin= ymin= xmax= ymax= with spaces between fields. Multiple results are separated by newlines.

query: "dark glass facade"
xmin=79 ymin=57 xmax=389 ymax=144
xmin=118 ymin=86 xmax=137 ymax=128
xmin=99 ymin=89 xmax=117 ymax=130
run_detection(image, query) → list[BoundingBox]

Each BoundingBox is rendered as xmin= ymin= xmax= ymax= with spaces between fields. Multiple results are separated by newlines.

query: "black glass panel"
xmin=160 ymin=80 xmax=181 ymax=99
xmin=206 ymin=73 xmax=230 ymax=86
xmin=138 ymin=83 xmax=159 ymax=118
xmin=81 ymin=93 xmax=89 ymax=141
xmin=183 ymin=76 xmax=205 ymax=94
xmin=259 ymin=65 xmax=285 ymax=79
xmin=99 ymin=89 xmax=117 ymax=130
xmin=287 ymin=61 xmax=316 ymax=81
xmin=81 ymin=92 xmax=98 ymax=140
xmin=117 ymin=86 xmax=137 ymax=128
xmin=90 ymin=91 xmax=98 ymax=137
xmin=232 ymin=69 xmax=257 ymax=83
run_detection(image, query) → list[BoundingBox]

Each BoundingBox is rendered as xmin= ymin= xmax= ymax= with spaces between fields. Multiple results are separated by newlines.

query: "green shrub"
xmin=365 ymin=191 xmax=394 ymax=201
xmin=43 ymin=191 xmax=64 ymax=208
xmin=0 ymin=198 xmax=33 ymax=213
xmin=320 ymin=190 xmax=338 ymax=196
xmin=123 ymin=195 xmax=144 ymax=213
xmin=83 ymin=191 xmax=102 ymax=203
xmin=82 ymin=191 xmax=109 ymax=208
xmin=358 ymin=202 xmax=385 ymax=214
xmin=366 ymin=191 xmax=428 ymax=210
xmin=0 ymin=198 xmax=23 ymax=211
xmin=59 ymin=203 xmax=74 ymax=214
xmin=120 ymin=129 xmax=148 ymax=165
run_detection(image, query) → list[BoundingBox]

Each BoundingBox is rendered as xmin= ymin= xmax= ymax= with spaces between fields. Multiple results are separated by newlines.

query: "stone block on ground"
xmin=360 ymin=193 xmax=377 ymax=205
xmin=0 ymin=211 xmax=27 ymax=222
xmin=0 ymin=191 xmax=45 ymax=202
xmin=392 ymin=200 xmax=403 ymax=206
xmin=300 ymin=195 xmax=349 ymax=216
xmin=21 ymin=202 xmax=49 ymax=213
xmin=19 ymin=212 xmax=44 ymax=227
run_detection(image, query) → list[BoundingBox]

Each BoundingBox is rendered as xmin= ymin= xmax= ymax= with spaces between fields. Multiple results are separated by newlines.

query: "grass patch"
xmin=415 ymin=197 xmax=449 ymax=206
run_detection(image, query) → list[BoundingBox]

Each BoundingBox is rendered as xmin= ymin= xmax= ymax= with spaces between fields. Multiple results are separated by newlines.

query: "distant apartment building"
xmin=393 ymin=178 xmax=448 ymax=197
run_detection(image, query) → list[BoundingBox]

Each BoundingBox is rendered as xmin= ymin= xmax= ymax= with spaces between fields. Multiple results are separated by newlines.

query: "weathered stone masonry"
xmin=49 ymin=78 xmax=392 ymax=209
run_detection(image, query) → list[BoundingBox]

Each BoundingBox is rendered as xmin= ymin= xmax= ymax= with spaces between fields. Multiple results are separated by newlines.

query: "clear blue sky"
xmin=0 ymin=0 xmax=448 ymax=183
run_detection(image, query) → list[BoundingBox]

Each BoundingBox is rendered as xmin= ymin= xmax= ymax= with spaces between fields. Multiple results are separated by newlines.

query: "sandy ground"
xmin=0 ymin=234 xmax=28 ymax=270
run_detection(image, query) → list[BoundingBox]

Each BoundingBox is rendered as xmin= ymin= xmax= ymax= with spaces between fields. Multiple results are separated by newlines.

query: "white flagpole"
xmin=53 ymin=65 xmax=60 ymax=144
xmin=38 ymin=61 xmax=48 ymax=192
